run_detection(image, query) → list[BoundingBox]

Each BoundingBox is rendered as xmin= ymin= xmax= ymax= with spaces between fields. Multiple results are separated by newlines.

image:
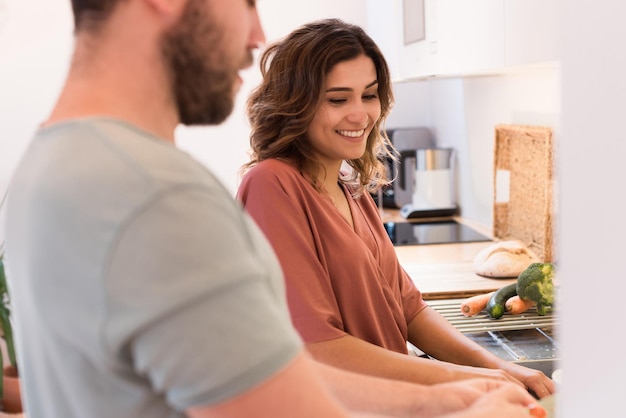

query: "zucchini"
xmin=486 ymin=283 xmax=517 ymax=319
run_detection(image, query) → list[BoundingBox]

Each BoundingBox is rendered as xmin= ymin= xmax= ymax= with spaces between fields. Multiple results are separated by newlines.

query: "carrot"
xmin=460 ymin=292 xmax=495 ymax=317
xmin=529 ymin=404 xmax=547 ymax=418
xmin=505 ymin=295 xmax=536 ymax=314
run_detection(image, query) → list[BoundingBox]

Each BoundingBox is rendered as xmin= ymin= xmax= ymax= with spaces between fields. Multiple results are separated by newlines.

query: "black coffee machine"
xmin=378 ymin=127 xmax=434 ymax=208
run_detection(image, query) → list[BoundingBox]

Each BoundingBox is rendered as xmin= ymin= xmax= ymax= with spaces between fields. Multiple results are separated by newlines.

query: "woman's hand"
xmin=421 ymin=379 xmax=546 ymax=418
xmin=498 ymin=361 xmax=556 ymax=399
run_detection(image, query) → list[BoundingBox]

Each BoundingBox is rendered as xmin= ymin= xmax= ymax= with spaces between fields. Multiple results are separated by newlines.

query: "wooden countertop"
xmin=382 ymin=210 xmax=516 ymax=300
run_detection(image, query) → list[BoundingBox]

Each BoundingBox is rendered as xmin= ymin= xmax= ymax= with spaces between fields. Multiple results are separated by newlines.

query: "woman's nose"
xmin=346 ymin=102 xmax=369 ymax=124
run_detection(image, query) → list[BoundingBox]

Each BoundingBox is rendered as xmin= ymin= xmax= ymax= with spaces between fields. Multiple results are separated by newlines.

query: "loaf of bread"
xmin=473 ymin=240 xmax=540 ymax=278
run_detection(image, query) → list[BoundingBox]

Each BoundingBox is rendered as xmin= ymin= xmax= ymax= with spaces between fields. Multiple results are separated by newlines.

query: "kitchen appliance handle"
xmin=398 ymin=149 xmax=416 ymax=191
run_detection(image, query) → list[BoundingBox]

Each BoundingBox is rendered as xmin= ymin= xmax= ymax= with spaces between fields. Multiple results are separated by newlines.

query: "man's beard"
xmin=161 ymin=0 xmax=249 ymax=126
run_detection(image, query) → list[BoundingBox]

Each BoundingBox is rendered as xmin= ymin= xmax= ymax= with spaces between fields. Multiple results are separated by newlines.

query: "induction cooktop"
xmin=384 ymin=220 xmax=492 ymax=246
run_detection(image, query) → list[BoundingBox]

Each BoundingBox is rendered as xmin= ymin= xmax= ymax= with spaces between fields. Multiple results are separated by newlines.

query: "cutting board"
xmin=493 ymin=124 xmax=555 ymax=262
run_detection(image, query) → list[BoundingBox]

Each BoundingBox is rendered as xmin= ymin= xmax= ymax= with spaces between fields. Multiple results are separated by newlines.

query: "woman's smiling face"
xmin=307 ymin=54 xmax=382 ymax=171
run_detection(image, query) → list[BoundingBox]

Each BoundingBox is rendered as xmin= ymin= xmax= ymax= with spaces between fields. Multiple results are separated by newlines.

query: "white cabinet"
xmin=396 ymin=0 xmax=439 ymax=79
xmin=367 ymin=0 xmax=559 ymax=81
xmin=390 ymin=0 xmax=505 ymax=80
xmin=434 ymin=0 xmax=504 ymax=76
xmin=504 ymin=0 xmax=559 ymax=67
xmin=366 ymin=0 xmax=437 ymax=80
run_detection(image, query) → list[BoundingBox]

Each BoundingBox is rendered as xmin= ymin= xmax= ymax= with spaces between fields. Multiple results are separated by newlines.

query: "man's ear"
xmin=143 ymin=0 xmax=186 ymax=22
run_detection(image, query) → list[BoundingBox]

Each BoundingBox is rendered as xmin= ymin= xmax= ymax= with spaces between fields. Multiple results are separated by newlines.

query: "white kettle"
xmin=399 ymin=147 xmax=457 ymax=219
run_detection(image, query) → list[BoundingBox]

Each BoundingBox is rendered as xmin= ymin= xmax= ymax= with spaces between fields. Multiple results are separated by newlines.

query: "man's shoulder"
xmin=38 ymin=117 xmax=149 ymax=139
xmin=28 ymin=117 xmax=226 ymax=205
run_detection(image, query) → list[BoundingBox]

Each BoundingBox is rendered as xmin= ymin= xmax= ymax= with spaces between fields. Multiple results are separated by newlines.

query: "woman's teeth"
xmin=337 ymin=129 xmax=365 ymax=138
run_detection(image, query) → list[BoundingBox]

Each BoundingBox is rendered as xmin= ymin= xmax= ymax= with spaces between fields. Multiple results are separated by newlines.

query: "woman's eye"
xmin=329 ymin=98 xmax=347 ymax=104
xmin=363 ymin=94 xmax=379 ymax=101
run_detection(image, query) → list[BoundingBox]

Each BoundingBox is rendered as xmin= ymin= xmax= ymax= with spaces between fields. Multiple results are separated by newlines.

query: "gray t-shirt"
xmin=4 ymin=118 xmax=302 ymax=417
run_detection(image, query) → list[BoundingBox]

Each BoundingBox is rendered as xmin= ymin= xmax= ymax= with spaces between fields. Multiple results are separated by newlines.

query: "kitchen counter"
xmin=382 ymin=210 xmax=517 ymax=300
xmin=385 ymin=210 xmax=559 ymax=379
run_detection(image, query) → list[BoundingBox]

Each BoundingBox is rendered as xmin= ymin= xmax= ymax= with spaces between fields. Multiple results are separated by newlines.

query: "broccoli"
xmin=516 ymin=262 xmax=555 ymax=315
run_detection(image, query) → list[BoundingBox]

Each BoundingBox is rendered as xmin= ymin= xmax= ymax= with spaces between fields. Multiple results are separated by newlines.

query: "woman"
xmin=238 ymin=18 xmax=554 ymax=400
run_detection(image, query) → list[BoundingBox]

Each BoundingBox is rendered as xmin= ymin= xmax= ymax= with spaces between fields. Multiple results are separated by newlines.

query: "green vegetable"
xmin=0 ymin=254 xmax=18 ymax=400
xmin=486 ymin=283 xmax=517 ymax=319
xmin=516 ymin=262 xmax=555 ymax=315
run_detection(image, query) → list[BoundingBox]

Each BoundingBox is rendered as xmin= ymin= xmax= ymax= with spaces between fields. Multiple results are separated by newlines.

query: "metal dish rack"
xmin=427 ymin=298 xmax=559 ymax=367
xmin=427 ymin=298 xmax=558 ymax=334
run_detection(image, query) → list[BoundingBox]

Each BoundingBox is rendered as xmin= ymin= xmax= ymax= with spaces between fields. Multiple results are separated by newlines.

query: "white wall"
xmin=384 ymin=66 xmax=559 ymax=228
xmin=559 ymin=1 xmax=626 ymax=416
xmin=458 ymin=67 xmax=560 ymax=226
xmin=0 ymin=0 xmax=73 ymax=200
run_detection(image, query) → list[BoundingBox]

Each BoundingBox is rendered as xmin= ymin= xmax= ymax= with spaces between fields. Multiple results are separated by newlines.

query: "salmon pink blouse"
xmin=237 ymin=159 xmax=428 ymax=354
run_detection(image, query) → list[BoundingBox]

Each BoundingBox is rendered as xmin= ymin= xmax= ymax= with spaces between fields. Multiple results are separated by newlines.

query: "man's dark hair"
xmin=71 ymin=0 xmax=121 ymax=31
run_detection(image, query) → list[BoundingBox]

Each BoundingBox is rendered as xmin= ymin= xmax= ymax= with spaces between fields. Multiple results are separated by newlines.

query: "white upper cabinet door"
xmin=379 ymin=0 xmax=559 ymax=80
xmin=366 ymin=0 xmax=439 ymax=81
xmin=434 ymin=0 xmax=504 ymax=76
xmin=392 ymin=0 xmax=504 ymax=80
xmin=397 ymin=0 xmax=439 ymax=80
xmin=504 ymin=0 xmax=559 ymax=67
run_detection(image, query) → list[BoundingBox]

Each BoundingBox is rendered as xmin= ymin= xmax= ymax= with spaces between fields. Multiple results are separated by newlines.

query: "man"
xmin=3 ymin=1 xmax=543 ymax=417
